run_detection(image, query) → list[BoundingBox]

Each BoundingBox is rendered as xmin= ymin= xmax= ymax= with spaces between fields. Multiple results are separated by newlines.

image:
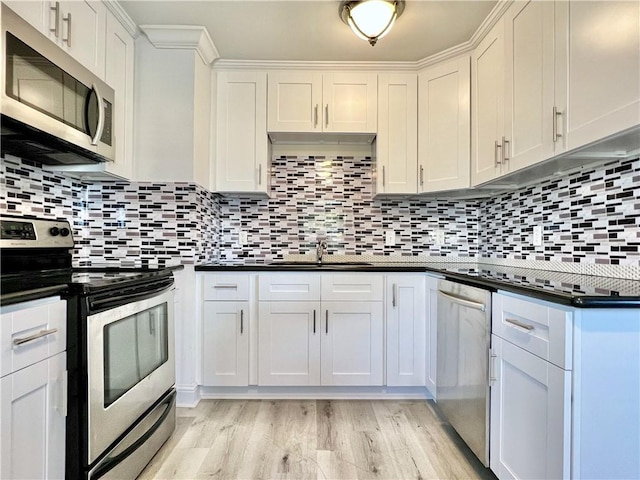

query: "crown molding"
xmin=139 ymin=25 xmax=220 ymax=65
xmin=212 ymin=59 xmax=418 ymax=72
xmin=104 ymin=0 xmax=139 ymax=38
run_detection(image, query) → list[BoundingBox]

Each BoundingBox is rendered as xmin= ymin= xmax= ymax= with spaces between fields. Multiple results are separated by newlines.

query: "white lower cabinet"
xmin=202 ymin=301 xmax=249 ymax=386
xmin=0 ymin=297 xmax=67 ymax=480
xmin=258 ymin=301 xmax=320 ymax=385
xmin=322 ymin=301 xmax=383 ymax=386
xmin=490 ymin=334 xmax=571 ymax=480
xmin=386 ymin=274 xmax=426 ymax=386
xmin=0 ymin=352 xmax=66 ymax=480
xmin=258 ymin=273 xmax=383 ymax=386
xmin=202 ymin=275 xmax=250 ymax=386
xmin=424 ymin=274 xmax=440 ymax=397
xmin=490 ymin=291 xmax=640 ymax=480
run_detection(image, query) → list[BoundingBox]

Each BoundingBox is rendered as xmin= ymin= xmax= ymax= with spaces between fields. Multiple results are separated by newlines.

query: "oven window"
xmin=103 ymin=302 xmax=168 ymax=407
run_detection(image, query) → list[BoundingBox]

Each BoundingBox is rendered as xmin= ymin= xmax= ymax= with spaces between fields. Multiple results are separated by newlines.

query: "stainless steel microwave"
xmin=0 ymin=4 xmax=115 ymax=165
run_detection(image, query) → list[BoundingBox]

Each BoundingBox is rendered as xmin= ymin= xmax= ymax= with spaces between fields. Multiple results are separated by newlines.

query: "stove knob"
xmin=50 ymin=227 xmax=60 ymax=236
xmin=60 ymin=227 xmax=70 ymax=237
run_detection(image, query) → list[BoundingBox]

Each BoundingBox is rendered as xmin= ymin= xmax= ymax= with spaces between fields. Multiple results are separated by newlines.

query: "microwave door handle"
xmin=90 ymin=83 xmax=105 ymax=146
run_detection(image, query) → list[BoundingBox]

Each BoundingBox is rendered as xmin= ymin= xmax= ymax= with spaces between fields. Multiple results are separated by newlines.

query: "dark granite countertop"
xmin=195 ymin=261 xmax=640 ymax=308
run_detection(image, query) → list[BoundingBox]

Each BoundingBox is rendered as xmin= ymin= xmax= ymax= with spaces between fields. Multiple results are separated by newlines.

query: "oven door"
xmin=87 ymin=288 xmax=174 ymax=465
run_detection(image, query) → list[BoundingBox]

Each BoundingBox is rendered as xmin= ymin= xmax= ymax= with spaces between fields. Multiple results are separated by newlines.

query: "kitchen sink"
xmin=268 ymin=261 xmax=373 ymax=267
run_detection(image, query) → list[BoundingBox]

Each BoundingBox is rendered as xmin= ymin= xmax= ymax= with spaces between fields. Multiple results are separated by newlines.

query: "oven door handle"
xmin=91 ymin=390 xmax=175 ymax=479
xmin=89 ymin=280 xmax=173 ymax=311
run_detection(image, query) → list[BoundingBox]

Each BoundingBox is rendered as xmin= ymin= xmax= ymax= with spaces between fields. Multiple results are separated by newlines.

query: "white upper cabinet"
xmin=503 ymin=0 xmax=557 ymax=173
xmin=418 ymin=57 xmax=471 ymax=193
xmin=215 ymin=71 xmax=269 ymax=195
xmin=104 ymin=9 xmax=134 ymax=180
xmin=4 ymin=1 xmax=106 ymax=78
xmin=268 ymin=71 xmax=377 ymax=133
xmin=556 ymin=0 xmax=640 ymax=152
xmin=471 ymin=18 xmax=505 ymax=186
xmin=376 ymin=73 xmax=418 ymax=195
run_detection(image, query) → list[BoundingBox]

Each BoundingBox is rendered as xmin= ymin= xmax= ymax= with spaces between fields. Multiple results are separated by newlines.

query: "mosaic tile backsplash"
xmin=1 ymin=153 xmax=639 ymax=272
xmin=217 ymin=156 xmax=480 ymax=261
xmin=0 ymin=155 xmax=218 ymax=266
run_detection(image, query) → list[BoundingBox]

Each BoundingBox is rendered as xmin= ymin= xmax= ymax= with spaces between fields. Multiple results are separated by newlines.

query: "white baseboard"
xmin=197 ymin=385 xmax=433 ymax=400
xmin=176 ymin=384 xmax=201 ymax=407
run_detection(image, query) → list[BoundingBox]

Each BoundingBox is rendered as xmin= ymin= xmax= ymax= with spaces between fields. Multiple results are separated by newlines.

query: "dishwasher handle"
xmin=438 ymin=290 xmax=487 ymax=312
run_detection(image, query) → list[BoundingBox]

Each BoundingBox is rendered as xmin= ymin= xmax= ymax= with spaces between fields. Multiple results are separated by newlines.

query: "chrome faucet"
xmin=316 ymin=238 xmax=328 ymax=264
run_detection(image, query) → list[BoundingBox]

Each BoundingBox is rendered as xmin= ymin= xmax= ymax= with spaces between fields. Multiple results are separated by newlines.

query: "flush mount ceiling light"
xmin=339 ymin=0 xmax=405 ymax=46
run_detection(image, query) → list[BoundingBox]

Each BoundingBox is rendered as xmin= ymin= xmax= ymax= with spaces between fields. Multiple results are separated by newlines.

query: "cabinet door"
xmin=504 ymin=0 xmax=556 ymax=174
xmin=418 ymin=57 xmax=471 ymax=193
xmin=424 ymin=275 xmax=439 ymax=397
xmin=3 ymin=1 xmax=49 ymax=33
xmin=377 ymin=74 xmax=417 ymax=194
xmin=104 ymin=10 xmax=134 ymax=180
xmin=59 ymin=1 xmax=106 ymax=78
xmin=216 ymin=71 xmax=269 ymax=194
xmin=267 ymin=71 xmax=322 ymax=132
xmin=258 ymin=302 xmax=321 ymax=386
xmin=0 ymin=352 xmax=66 ymax=480
xmin=556 ymin=0 xmax=640 ymax=152
xmin=321 ymin=301 xmax=383 ymax=386
xmin=490 ymin=335 xmax=571 ymax=480
xmin=386 ymin=275 xmax=426 ymax=386
xmin=323 ymin=72 xmax=377 ymax=133
xmin=202 ymin=301 xmax=249 ymax=386
xmin=471 ymin=18 xmax=505 ymax=186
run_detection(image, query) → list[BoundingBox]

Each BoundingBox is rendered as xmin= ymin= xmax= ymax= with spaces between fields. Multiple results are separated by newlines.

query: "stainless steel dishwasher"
xmin=436 ymin=279 xmax=491 ymax=467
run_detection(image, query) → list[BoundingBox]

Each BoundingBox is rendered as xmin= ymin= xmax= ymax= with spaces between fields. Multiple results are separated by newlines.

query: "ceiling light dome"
xmin=340 ymin=0 xmax=405 ymax=46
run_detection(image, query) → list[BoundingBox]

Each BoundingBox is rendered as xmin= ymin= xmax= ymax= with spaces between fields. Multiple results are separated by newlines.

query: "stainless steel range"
xmin=0 ymin=215 xmax=176 ymax=479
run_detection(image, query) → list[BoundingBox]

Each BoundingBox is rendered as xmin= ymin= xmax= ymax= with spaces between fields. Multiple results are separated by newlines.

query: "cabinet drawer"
xmin=258 ymin=273 xmax=320 ymax=301
xmin=492 ymin=292 xmax=572 ymax=370
xmin=1 ymin=297 xmax=66 ymax=377
xmin=203 ymin=274 xmax=250 ymax=301
xmin=321 ymin=273 xmax=384 ymax=302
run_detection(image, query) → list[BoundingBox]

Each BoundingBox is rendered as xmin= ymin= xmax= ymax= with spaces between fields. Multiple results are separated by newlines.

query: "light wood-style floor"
xmin=138 ymin=400 xmax=497 ymax=480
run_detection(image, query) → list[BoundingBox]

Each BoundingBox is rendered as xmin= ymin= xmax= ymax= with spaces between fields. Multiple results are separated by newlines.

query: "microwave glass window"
xmin=103 ymin=303 xmax=169 ymax=407
xmin=5 ymin=32 xmax=97 ymax=137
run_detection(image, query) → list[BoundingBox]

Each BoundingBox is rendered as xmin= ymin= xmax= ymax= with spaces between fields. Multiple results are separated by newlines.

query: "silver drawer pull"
xmin=213 ymin=284 xmax=238 ymax=289
xmin=438 ymin=290 xmax=486 ymax=312
xmin=13 ymin=328 xmax=58 ymax=346
xmin=505 ymin=318 xmax=535 ymax=332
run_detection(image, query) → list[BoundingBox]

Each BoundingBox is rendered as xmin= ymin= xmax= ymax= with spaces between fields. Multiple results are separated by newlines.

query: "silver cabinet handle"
xmin=325 ymin=104 xmax=329 ymax=128
xmin=437 ymin=290 xmax=486 ymax=312
xmin=382 ymin=165 xmax=386 ymax=187
xmin=240 ymin=309 xmax=244 ymax=334
xmin=392 ymin=283 xmax=397 ymax=308
xmin=213 ymin=284 xmax=237 ymax=289
xmin=489 ymin=349 xmax=497 ymax=386
xmin=257 ymin=163 xmax=262 ymax=186
xmin=314 ymin=104 xmax=318 ymax=127
xmin=313 ymin=309 xmax=316 ymax=334
xmin=325 ymin=310 xmax=328 ymax=334
xmin=505 ymin=317 xmax=535 ymax=332
xmin=13 ymin=328 xmax=58 ymax=346
xmin=62 ymin=12 xmax=71 ymax=47
xmin=50 ymin=2 xmax=60 ymax=37
xmin=553 ymin=106 xmax=563 ymax=143
xmin=419 ymin=165 xmax=424 ymax=186
xmin=502 ymin=136 xmax=509 ymax=163
xmin=494 ymin=140 xmax=502 ymax=166
xmin=90 ymin=83 xmax=105 ymax=146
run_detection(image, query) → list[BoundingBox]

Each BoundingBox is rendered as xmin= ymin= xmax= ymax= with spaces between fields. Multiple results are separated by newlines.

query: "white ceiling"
xmin=119 ymin=1 xmax=498 ymax=63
